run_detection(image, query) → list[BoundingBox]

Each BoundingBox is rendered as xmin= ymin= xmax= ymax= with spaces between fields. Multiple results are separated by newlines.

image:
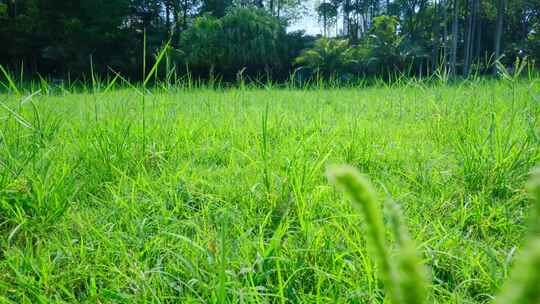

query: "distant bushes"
xmin=295 ymin=38 xmax=354 ymax=78
xmin=175 ymin=14 xmax=408 ymax=81
xmin=295 ymin=16 xmax=409 ymax=79
xmin=173 ymin=8 xmax=303 ymax=80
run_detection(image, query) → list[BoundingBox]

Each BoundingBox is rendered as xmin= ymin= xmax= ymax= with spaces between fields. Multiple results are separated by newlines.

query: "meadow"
xmin=1 ymin=78 xmax=540 ymax=303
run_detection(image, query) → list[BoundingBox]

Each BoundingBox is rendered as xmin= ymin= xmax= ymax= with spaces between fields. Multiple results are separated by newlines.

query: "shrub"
xmin=353 ymin=15 xmax=405 ymax=75
xmin=294 ymin=38 xmax=355 ymax=78
xmin=0 ymin=4 xmax=6 ymax=18
xmin=177 ymin=8 xmax=290 ymax=78
xmin=178 ymin=14 xmax=224 ymax=71
xmin=295 ymin=16 xmax=405 ymax=78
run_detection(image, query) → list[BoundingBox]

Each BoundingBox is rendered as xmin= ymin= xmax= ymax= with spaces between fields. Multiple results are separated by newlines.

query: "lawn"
xmin=0 ymin=79 xmax=539 ymax=303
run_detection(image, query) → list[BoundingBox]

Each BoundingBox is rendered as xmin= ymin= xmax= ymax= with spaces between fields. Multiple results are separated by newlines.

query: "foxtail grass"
xmin=493 ymin=168 xmax=540 ymax=304
xmin=327 ymin=165 xmax=429 ymax=304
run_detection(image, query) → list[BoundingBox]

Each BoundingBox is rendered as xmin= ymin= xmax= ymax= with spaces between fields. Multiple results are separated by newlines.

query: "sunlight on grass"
xmin=0 ymin=79 xmax=539 ymax=302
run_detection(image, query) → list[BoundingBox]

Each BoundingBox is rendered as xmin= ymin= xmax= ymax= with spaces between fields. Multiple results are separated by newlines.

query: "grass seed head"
xmin=526 ymin=167 xmax=540 ymax=233
xmin=328 ymin=165 xmax=409 ymax=304
xmin=494 ymin=167 xmax=540 ymax=304
xmin=386 ymin=199 xmax=429 ymax=304
xmin=494 ymin=238 xmax=540 ymax=304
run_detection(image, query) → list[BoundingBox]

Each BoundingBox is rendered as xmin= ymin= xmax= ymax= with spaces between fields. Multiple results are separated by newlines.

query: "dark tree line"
xmin=1 ymin=0 xmax=540 ymax=81
xmin=313 ymin=0 xmax=540 ymax=77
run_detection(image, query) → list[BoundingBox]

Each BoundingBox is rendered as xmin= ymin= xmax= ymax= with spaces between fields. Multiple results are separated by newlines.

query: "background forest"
xmin=1 ymin=0 xmax=539 ymax=81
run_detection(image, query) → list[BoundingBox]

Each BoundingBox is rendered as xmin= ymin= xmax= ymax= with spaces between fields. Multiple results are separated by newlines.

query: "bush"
xmin=294 ymin=38 xmax=355 ymax=78
xmin=353 ymin=16 xmax=404 ymax=75
xmin=178 ymin=14 xmax=224 ymax=71
xmin=0 ymin=4 xmax=6 ymax=18
xmin=294 ymin=16 xmax=405 ymax=78
xmin=177 ymin=7 xmax=290 ymax=78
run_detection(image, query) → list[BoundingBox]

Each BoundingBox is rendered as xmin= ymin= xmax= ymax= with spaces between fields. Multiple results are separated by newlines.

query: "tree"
xmin=219 ymin=8 xmax=288 ymax=72
xmin=201 ymin=0 xmax=232 ymax=17
xmin=295 ymin=38 xmax=354 ymax=77
xmin=177 ymin=8 xmax=290 ymax=77
xmin=0 ymin=2 xmax=6 ymax=17
xmin=463 ymin=0 xmax=479 ymax=76
xmin=357 ymin=15 xmax=405 ymax=74
xmin=178 ymin=14 xmax=223 ymax=73
xmin=527 ymin=22 xmax=540 ymax=62
xmin=493 ymin=0 xmax=505 ymax=75
xmin=449 ymin=0 xmax=458 ymax=76
xmin=317 ymin=0 xmax=339 ymax=37
xmin=2 ymin=0 xmax=540 ymax=80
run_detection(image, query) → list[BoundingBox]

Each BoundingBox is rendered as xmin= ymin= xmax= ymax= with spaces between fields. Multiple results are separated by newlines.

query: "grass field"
xmin=1 ymin=79 xmax=540 ymax=303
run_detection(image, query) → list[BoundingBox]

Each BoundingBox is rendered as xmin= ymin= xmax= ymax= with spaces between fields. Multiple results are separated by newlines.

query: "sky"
xmin=286 ymin=0 xmax=341 ymax=37
xmin=288 ymin=10 xmax=322 ymax=36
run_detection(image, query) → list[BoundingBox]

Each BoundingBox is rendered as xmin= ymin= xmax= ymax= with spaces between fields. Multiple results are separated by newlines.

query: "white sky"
xmin=286 ymin=0 xmax=341 ymax=37
xmin=288 ymin=11 xmax=322 ymax=36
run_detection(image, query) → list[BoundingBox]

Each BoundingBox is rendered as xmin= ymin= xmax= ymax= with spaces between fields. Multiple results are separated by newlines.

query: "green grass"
xmin=1 ymin=79 xmax=540 ymax=303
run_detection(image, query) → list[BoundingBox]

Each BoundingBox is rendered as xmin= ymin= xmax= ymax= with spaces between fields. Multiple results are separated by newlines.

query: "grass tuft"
xmin=0 ymin=79 xmax=539 ymax=302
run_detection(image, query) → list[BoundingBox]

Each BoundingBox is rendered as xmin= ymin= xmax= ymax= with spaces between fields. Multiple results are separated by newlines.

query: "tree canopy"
xmin=1 ymin=0 xmax=539 ymax=81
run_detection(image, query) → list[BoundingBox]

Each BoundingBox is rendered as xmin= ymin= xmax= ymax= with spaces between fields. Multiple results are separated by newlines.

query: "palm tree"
xmin=295 ymin=38 xmax=354 ymax=76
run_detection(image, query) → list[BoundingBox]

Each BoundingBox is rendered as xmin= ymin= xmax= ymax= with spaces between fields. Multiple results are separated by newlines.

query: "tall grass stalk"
xmin=327 ymin=165 xmax=428 ymax=304
xmin=493 ymin=167 xmax=540 ymax=304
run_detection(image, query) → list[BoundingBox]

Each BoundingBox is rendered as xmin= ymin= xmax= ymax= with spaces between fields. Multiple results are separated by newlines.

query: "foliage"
xmin=355 ymin=15 xmax=405 ymax=74
xmin=329 ymin=163 xmax=540 ymax=304
xmin=0 ymin=0 xmax=135 ymax=76
xmin=201 ymin=0 xmax=233 ymax=17
xmin=0 ymin=80 xmax=539 ymax=302
xmin=219 ymin=8 xmax=288 ymax=70
xmin=294 ymin=38 xmax=355 ymax=77
xmin=178 ymin=14 xmax=224 ymax=69
xmin=2 ymin=0 xmax=540 ymax=79
xmin=316 ymin=0 xmax=339 ymax=36
xmin=0 ymin=3 xmax=6 ymax=18
xmin=527 ymin=23 xmax=540 ymax=64
xmin=177 ymin=8 xmax=290 ymax=76
xmin=295 ymin=17 xmax=405 ymax=77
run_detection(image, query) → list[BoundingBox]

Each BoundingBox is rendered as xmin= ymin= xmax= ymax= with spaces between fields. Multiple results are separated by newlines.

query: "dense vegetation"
xmin=1 ymin=0 xmax=540 ymax=81
xmin=2 ymin=1 xmax=540 ymax=303
xmin=0 ymin=75 xmax=539 ymax=302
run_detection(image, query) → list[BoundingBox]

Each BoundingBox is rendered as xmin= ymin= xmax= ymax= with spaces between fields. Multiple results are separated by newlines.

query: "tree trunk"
xmin=182 ymin=0 xmax=188 ymax=31
xmin=493 ymin=0 xmax=505 ymax=76
xmin=343 ymin=0 xmax=350 ymax=39
xmin=363 ymin=11 xmax=368 ymax=34
xmin=450 ymin=0 xmax=458 ymax=77
xmin=463 ymin=0 xmax=474 ymax=77
xmin=355 ymin=0 xmax=360 ymax=39
xmin=165 ymin=1 xmax=171 ymax=35
xmin=322 ymin=0 xmax=328 ymax=38
xmin=474 ymin=6 xmax=482 ymax=60
xmin=473 ymin=0 xmax=483 ymax=59
xmin=7 ymin=0 xmax=16 ymax=18
xmin=470 ymin=0 xmax=478 ymax=71
xmin=443 ymin=0 xmax=448 ymax=71
xmin=431 ymin=0 xmax=440 ymax=73
xmin=172 ymin=1 xmax=179 ymax=47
